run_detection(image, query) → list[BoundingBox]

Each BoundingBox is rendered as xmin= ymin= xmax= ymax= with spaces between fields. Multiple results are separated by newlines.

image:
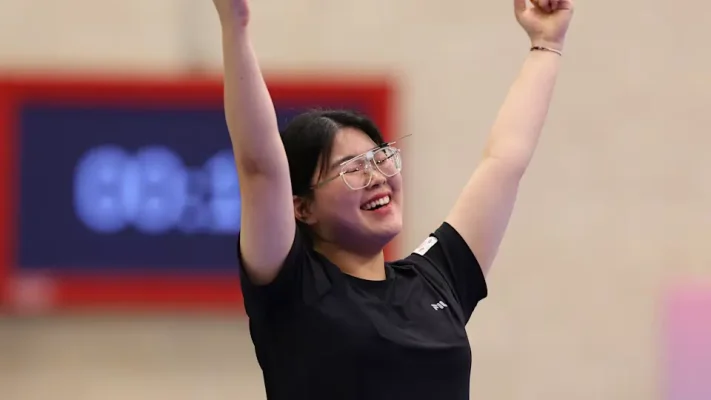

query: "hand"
xmin=213 ymin=0 xmax=250 ymax=27
xmin=515 ymin=0 xmax=574 ymax=51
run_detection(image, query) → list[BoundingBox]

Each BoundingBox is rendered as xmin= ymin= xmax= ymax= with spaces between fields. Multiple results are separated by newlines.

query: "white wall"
xmin=2 ymin=0 xmax=711 ymax=399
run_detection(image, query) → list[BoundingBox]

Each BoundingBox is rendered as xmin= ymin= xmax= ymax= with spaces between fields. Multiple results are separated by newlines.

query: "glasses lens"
xmin=339 ymin=146 xmax=401 ymax=190
xmin=373 ymin=147 xmax=401 ymax=177
xmin=341 ymin=158 xmax=372 ymax=190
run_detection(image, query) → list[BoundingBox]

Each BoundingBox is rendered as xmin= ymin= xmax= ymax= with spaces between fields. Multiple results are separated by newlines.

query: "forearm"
xmin=483 ymin=50 xmax=562 ymax=171
xmin=219 ymin=21 xmax=285 ymax=175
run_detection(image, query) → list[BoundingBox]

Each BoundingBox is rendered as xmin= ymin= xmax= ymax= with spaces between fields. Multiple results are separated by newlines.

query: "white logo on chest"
xmin=431 ymin=301 xmax=448 ymax=311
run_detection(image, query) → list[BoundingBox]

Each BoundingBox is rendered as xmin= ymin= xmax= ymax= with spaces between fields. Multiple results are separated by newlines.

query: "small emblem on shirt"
xmin=431 ymin=301 xmax=448 ymax=311
xmin=413 ymin=236 xmax=438 ymax=256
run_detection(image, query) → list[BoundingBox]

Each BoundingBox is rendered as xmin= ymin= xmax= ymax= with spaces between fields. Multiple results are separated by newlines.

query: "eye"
xmin=374 ymin=148 xmax=395 ymax=164
xmin=375 ymin=155 xmax=393 ymax=165
xmin=343 ymin=165 xmax=361 ymax=174
xmin=342 ymin=159 xmax=368 ymax=174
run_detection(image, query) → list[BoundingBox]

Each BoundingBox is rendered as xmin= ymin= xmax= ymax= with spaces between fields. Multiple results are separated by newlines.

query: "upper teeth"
xmin=363 ymin=196 xmax=390 ymax=210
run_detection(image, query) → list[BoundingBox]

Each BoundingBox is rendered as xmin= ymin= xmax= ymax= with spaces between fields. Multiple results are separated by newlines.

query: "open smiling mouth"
xmin=361 ymin=195 xmax=391 ymax=211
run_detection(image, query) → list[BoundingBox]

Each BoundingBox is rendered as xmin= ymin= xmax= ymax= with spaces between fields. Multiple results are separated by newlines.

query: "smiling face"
xmin=295 ymin=127 xmax=404 ymax=254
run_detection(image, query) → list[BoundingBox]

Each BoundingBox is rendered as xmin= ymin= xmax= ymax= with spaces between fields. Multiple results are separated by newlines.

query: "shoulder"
xmin=392 ymin=222 xmax=488 ymax=321
xmin=405 ymin=222 xmax=480 ymax=270
xmin=239 ymin=227 xmax=334 ymax=318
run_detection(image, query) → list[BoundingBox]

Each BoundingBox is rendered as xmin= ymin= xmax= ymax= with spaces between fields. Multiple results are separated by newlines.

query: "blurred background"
xmin=1 ymin=1 xmax=710 ymax=399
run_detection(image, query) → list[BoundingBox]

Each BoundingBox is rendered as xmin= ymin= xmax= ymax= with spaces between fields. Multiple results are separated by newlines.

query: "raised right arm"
xmin=214 ymin=1 xmax=295 ymax=285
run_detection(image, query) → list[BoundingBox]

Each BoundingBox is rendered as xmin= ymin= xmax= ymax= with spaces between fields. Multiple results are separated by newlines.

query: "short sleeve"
xmin=238 ymin=226 xmax=322 ymax=320
xmin=405 ymin=222 xmax=488 ymax=321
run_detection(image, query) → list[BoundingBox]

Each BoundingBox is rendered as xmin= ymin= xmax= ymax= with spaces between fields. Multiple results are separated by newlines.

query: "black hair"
xmin=280 ymin=109 xmax=385 ymax=238
xmin=281 ymin=109 xmax=385 ymax=197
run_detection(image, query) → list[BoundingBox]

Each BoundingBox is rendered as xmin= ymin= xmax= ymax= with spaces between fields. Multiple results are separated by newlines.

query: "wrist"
xmin=530 ymin=45 xmax=562 ymax=56
xmin=217 ymin=9 xmax=250 ymax=31
xmin=220 ymin=17 xmax=250 ymax=37
xmin=529 ymin=39 xmax=565 ymax=52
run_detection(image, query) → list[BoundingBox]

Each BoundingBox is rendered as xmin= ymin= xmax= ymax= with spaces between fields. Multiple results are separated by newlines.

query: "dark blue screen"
xmin=17 ymin=103 xmax=307 ymax=273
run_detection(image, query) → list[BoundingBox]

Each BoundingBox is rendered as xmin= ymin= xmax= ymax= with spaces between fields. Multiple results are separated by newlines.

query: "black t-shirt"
xmin=239 ymin=222 xmax=488 ymax=400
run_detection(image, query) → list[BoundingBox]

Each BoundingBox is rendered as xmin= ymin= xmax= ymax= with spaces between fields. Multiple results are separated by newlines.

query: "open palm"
xmin=515 ymin=0 xmax=574 ymax=50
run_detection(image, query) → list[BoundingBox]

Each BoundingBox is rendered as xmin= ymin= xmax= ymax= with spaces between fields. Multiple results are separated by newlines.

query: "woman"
xmin=213 ymin=0 xmax=574 ymax=398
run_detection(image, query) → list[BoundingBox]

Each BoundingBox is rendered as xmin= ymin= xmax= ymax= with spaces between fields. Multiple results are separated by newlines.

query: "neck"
xmin=314 ymin=240 xmax=386 ymax=281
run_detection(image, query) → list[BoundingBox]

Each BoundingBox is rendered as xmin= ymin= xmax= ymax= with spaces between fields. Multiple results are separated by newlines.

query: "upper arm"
xmin=406 ymin=223 xmax=488 ymax=320
xmin=236 ymin=147 xmax=296 ymax=286
xmin=444 ymin=157 xmax=524 ymax=275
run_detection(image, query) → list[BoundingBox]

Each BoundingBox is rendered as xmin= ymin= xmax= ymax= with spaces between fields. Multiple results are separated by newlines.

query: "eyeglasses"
xmin=313 ymin=142 xmax=403 ymax=191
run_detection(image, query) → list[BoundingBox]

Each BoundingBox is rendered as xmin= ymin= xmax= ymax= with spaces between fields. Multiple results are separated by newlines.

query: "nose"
xmin=367 ymin=166 xmax=387 ymax=188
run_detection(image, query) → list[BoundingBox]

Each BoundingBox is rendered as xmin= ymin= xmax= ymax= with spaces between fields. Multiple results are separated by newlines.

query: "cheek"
xmin=388 ymin=175 xmax=404 ymax=193
xmin=314 ymin=185 xmax=360 ymax=217
xmin=388 ymin=176 xmax=404 ymax=207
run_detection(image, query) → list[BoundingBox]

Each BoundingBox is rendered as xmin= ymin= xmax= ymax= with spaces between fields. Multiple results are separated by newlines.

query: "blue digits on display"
xmin=74 ymin=145 xmax=131 ymax=233
xmin=73 ymin=146 xmax=241 ymax=235
xmin=205 ymin=150 xmax=242 ymax=234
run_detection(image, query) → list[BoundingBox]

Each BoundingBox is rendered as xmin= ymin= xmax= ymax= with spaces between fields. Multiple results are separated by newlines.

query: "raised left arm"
xmin=445 ymin=0 xmax=574 ymax=275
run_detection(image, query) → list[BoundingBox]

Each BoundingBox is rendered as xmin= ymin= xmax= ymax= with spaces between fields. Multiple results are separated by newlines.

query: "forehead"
xmin=329 ymin=127 xmax=379 ymax=162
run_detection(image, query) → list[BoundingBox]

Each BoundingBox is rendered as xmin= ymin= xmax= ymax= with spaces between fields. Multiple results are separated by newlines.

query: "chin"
xmin=374 ymin=221 xmax=401 ymax=239
xmin=363 ymin=205 xmax=402 ymax=242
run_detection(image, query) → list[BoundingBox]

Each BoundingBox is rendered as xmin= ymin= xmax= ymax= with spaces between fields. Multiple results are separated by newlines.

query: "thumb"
xmin=514 ymin=0 xmax=527 ymax=16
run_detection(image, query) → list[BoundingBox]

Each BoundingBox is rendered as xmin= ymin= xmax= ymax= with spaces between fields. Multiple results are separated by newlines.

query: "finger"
xmin=536 ymin=0 xmax=553 ymax=12
xmin=514 ymin=0 xmax=527 ymax=15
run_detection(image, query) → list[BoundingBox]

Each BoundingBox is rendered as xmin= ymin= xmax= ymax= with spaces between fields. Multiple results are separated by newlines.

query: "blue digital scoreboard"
xmin=18 ymin=105 xmax=304 ymax=272
xmin=0 ymin=77 xmax=393 ymax=311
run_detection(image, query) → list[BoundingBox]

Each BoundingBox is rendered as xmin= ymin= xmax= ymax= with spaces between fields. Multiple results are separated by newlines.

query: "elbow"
xmin=483 ymin=134 xmax=535 ymax=164
xmin=228 ymin=134 xmax=289 ymax=178
xmin=236 ymin=153 xmax=267 ymax=176
xmin=482 ymin=150 xmax=532 ymax=179
xmin=234 ymin=147 xmax=290 ymax=181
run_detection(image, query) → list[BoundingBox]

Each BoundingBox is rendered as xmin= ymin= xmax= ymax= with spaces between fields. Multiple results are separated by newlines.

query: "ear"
xmin=293 ymin=195 xmax=317 ymax=225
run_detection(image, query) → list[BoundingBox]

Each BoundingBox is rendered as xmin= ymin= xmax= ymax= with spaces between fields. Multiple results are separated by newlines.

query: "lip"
xmin=361 ymin=192 xmax=392 ymax=207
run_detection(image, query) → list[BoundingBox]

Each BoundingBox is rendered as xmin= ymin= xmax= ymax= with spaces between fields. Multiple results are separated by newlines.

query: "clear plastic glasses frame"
xmin=313 ymin=142 xmax=403 ymax=191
